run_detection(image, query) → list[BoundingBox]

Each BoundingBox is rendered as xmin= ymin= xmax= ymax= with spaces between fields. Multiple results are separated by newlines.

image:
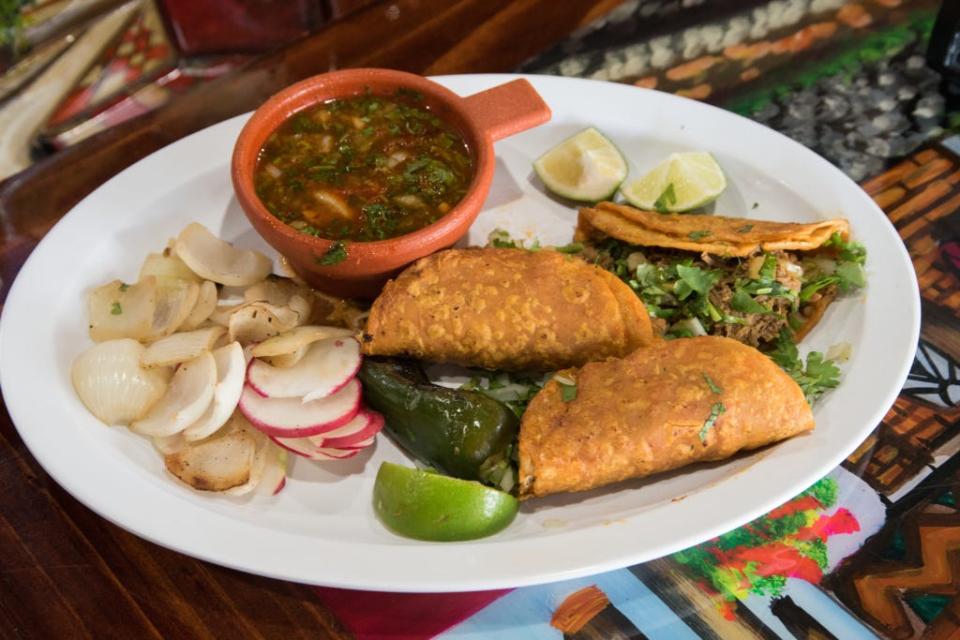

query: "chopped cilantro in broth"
xmin=254 ymin=90 xmax=473 ymax=242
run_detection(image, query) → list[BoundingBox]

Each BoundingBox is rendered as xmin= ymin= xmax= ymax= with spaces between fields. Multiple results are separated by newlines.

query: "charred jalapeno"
xmin=358 ymin=358 xmax=518 ymax=491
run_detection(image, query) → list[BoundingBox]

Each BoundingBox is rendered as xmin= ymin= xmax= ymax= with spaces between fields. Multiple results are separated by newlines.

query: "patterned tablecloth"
xmin=3 ymin=0 xmax=958 ymax=638
xmin=314 ymin=2 xmax=960 ymax=638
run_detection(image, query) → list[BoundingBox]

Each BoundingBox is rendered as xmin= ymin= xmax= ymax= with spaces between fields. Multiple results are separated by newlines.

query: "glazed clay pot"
xmin=232 ymin=68 xmax=551 ymax=298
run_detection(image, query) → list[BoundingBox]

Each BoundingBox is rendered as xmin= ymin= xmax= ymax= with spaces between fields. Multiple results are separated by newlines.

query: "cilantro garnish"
xmin=555 ymin=242 xmax=584 ymax=254
xmin=768 ymin=329 xmax=841 ymax=404
xmin=110 ymin=302 xmax=122 ymax=315
xmin=699 ymin=402 xmax=726 ymax=442
xmin=317 ymin=241 xmax=348 ymax=265
xmin=822 ymin=232 xmax=866 ymax=264
xmin=487 ymin=228 xmax=546 ymax=252
xmin=731 ymin=289 xmax=771 ymax=315
xmin=461 ymin=371 xmax=545 ymax=418
xmin=559 ymin=381 xmax=578 ymax=402
xmin=654 ymin=183 xmax=677 ymax=212
xmin=362 ymin=204 xmax=399 ymax=239
xmin=703 ymin=373 xmax=722 ymax=394
xmin=118 ymin=283 xmax=129 ymax=292
xmin=675 ymin=264 xmax=716 ymax=297
xmin=688 ymin=230 xmax=712 ymax=240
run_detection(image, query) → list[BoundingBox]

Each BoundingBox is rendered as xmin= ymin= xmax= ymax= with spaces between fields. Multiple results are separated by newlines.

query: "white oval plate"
xmin=0 ymin=75 xmax=918 ymax=592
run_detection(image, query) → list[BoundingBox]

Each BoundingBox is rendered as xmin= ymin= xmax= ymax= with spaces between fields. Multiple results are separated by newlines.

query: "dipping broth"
xmin=254 ymin=90 xmax=473 ymax=242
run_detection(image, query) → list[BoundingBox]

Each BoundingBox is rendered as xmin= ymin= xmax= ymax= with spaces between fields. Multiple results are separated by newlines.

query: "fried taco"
xmin=361 ymin=247 xmax=656 ymax=371
xmin=517 ymin=336 xmax=814 ymax=499
xmin=577 ymin=201 xmax=866 ymax=347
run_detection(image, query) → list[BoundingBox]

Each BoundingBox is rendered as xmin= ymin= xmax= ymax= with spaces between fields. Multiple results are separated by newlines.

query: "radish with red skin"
xmin=321 ymin=411 xmax=384 ymax=449
xmin=239 ymin=379 xmax=361 ymax=437
xmin=246 ymin=337 xmax=362 ymax=401
xmin=271 ymin=434 xmax=361 ymax=460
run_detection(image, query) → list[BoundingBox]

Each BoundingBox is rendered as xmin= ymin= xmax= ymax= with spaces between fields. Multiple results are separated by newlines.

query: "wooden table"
xmin=0 ymin=2 xmax=619 ymax=637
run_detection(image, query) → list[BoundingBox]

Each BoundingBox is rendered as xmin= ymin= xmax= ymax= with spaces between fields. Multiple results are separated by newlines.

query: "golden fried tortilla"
xmin=362 ymin=248 xmax=656 ymax=371
xmin=577 ymin=201 xmax=850 ymax=257
xmin=518 ymin=336 xmax=813 ymax=499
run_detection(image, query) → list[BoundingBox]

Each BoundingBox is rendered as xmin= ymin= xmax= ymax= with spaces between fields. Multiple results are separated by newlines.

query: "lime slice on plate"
xmin=620 ymin=151 xmax=726 ymax=212
xmin=373 ymin=462 xmax=519 ymax=541
xmin=533 ymin=127 xmax=628 ymax=202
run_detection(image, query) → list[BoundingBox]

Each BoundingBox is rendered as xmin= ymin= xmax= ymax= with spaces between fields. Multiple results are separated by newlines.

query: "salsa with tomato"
xmin=254 ymin=90 xmax=473 ymax=242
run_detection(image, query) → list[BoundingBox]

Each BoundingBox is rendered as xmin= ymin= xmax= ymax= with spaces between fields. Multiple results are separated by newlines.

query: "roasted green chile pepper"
xmin=358 ymin=358 xmax=518 ymax=487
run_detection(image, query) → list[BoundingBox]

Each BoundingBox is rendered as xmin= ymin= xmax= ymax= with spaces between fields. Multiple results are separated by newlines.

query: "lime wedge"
xmin=620 ymin=151 xmax=727 ymax=212
xmin=533 ymin=127 xmax=628 ymax=202
xmin=373 ymin=462 xmax=518 ymax=541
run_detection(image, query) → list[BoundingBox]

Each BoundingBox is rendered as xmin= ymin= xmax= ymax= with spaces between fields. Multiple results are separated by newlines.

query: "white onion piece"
xmin=72 ymin=339 xmax=171 ymax=425
xmin=174 ymin=222 xmax=272 ymax=287
xmin=223 ymin=427 xmax=270 ymax=496
xmin=149 ymin=278 xmax=199 ymax=339
xmin=164 ymin=422 xmax=257 ymax=492
xmin=179 ymin=280 xmax=219 ymax=331
xmin=209 ymin=303 xmax=243 ymax=327
xmin=182 ymin=342 xmax=246 ymax=441
xmin=826 ymin=342 xmax=852 ymax=363
xmin=141 ymin=326 xmax=225 ymax=368
xmin=244 ymin=277 xmax=306 ymax=307
xmin=130 ymin=351 xmax=217 ymax=437
xmin=228 ymin=302 xmax=301 ymax=345
xmin=256 ymin=445 xmax=288 ymax=495
xmin=153 ymin=433 xmax=186 ymax=455
xmin=262 ymin=346 xmax=309 ymax=368
xmin=88 ymin=278 xmax=157 ymax=342
xmin=288 ymin=295 xmax=311 ymax=322
xmin=251 ymin=325 xmax=354 ymax=358
xmin=139 ymin=252 xmax=201 ymax=283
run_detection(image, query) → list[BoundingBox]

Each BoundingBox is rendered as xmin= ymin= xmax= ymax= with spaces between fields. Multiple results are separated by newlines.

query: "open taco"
xmin=576 ymin=201 xmax=866 ymax=347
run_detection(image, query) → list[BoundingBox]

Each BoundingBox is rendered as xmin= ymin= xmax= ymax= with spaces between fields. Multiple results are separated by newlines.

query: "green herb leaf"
xmin=823 ymin=232 xmax=867 ymax=264
xmin=654 ymin=183 xmax=677 ymax=213
xmin=703 ymin=373 xmax=722 ymax=394
xmin=699 ymin=402 xmax=726 ymax=442
xmin=835 ymin=261 xmax=865 ymax=292
xmin=731 ymin=289 xmax=771 ymax=315
xmin=737 ymin=224 xmax=754 ymax=233
xmin=767 ymin=329 xmax=842 ymax=404
xmin=317 ymin=241 xmax=348 ymax=266
xmin=555 ymin=242 xmax=584 ymax=254
xmin=110 ymin=302 xmax=122 ymax=315
xmin=559 ymin=381 xmax=577 ymax=402
xmin=688 ymin=230 xmax=712 ymax=241
xmin=118 ymin=283 xmax=129 ymax=292
xmin=759 ymin=253 xmax=778 ymax=281
xmin=676 ymin=264 xmax=716 ymax=297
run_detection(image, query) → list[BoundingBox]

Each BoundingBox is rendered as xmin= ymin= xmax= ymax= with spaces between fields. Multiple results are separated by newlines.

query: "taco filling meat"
xmin=577 ymin=202 xmax=867 ymax=350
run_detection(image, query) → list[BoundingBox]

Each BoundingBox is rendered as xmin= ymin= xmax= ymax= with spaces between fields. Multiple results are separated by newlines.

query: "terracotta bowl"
xmin=231 ymin=68 xmax=551 ymax=298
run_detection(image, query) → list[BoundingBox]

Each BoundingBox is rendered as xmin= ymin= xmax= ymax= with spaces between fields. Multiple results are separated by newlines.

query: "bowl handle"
xmin=461 ymin=79 xmax=552 ymax=142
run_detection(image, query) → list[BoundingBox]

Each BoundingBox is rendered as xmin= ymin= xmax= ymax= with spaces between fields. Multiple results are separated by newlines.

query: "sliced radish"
xmin=246 ymin=337 xmax=361 ymax=402
xmin=271 ymin=435 xmax=360 ymax=460
xmin=321 ymin=410 xmax=384 ymax=449
xmin=182 ymin=342 xmax=246 ymax=441
xmin=239 ymin=378 xmax=361 ymax=438
xmin=313 ymin=411 xmax=371 ymax=441
xmin=130 ymin=351 xmax=216 ymax=437
xmin=341 ymin=435 xmax=376 ymax=450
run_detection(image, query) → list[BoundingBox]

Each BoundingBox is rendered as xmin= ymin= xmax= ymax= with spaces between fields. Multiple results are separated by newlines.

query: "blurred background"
xmin=0 ymin=0 xmax=954 ymax=182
